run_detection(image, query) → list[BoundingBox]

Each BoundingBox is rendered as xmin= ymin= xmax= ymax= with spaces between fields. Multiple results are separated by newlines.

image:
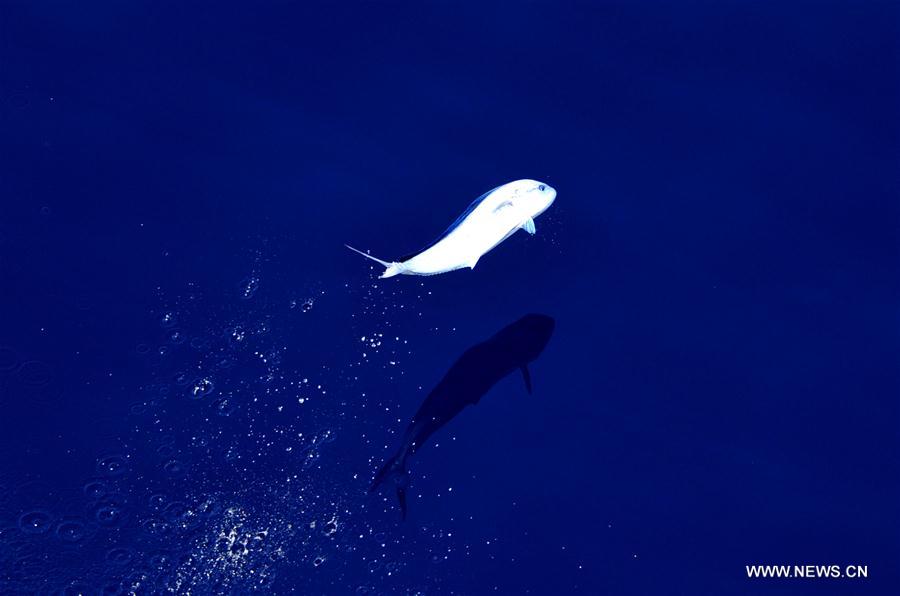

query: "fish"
xmin=369 ymin=314 xmax=555 ymax=519
xmin=346 ymin=179 xmax=556 ymax=278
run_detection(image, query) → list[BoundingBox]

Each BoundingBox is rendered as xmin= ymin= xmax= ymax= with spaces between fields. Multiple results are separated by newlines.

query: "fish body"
xmin=347 ymin=179 xmax=556 ymax=278
xmin=369 ymin=314 xmax=556 ymax=519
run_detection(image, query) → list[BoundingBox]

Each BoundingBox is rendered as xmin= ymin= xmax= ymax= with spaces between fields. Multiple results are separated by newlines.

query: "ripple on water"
xmin=141 ymin=517 xmax=171 ymax=538
xmin=238 ymin=276 xmax=259 ymax=299
xmin=55 ymin=518 xmax=91 ymax=544
xmin=190 ymin=378 xmax=214 ymax=399
xmin=96 ymin=454 xmax=128 ymax=477
xmin=18 ymin=510 xmax=53 ymax=535
xmin=15 ymin=360 xmax=63 ymax=404
xmin=94 ymin=503 xmax=124 ymax=527
xmin=83 ymin=480 xmax=109 ymax=501
xmin=160 ymin=312 xmax=177 ymax=328
xmin=0 ymin=346 xmax=19 ymax=372
xmin=163 ymin=459 xmax=186 ymax=477
xmin=189 ymin=336 xmax=211 ymax=351
xmin=106 ymin=547 xmax=135 ymax=565
xmin=300 ymin=448 xmax=320 ymax=470
xmin=212 ymin=397 xmax=235 ymax=416
xmin=99 ymin=578 xmax=128 ymax=595
xmin=147 ymin=550 xmax=174 ymax=574
xmin=60 ymin=582 xmax=94 ymax=596
xmin=93 ymin=493 xmax=127 ymax=527
xmin=216 ymin=355 xmax=236 ymax=370
xmin=194 ymin=495 xmax=221 ymax=518
xmin=162 ymin=501 xmax=189 ymax=524
xmin=17 ymin=360 xmax=52 ymax=385
xmin=156 ymin=443 xmax=177 ymax=459
xmin=148 ymin=493 xmax=168 ymax=510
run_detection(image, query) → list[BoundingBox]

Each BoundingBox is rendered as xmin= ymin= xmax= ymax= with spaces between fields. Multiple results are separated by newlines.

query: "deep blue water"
xmin=1 ymin=2 xmax=898 ymax=594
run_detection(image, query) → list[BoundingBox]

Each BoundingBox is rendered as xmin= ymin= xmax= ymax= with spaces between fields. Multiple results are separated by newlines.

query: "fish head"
xmin=512 ymin=179 xmax=556 ymax=218
xmin=491 ymin=179 xmax=556 ymax=220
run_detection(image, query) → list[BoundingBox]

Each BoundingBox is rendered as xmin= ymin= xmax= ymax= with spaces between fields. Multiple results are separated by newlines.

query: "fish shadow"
xmin=369 ymin=313 xmax=555 ymax=519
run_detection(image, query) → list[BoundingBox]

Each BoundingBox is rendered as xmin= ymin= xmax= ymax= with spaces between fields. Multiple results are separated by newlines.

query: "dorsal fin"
xmin=398 ymin=185 xmax=501 ymax=262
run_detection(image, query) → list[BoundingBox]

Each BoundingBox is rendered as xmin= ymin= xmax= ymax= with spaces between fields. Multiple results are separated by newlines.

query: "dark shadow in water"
xmin=370 ymin=313 xmax=555 ymax=519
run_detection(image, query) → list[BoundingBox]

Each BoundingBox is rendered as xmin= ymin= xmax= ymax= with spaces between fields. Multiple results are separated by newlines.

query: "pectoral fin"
xmin=522 ymin=218 xmax=536 ymax=235
xmin=521 ymin=365 xmax=532 ymax=394
xmin=493 ymin=200 xmax=514 ymax=213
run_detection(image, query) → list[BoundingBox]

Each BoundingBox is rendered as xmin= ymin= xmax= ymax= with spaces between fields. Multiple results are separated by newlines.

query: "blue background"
xmin=1 ymin=2 xmax=898 ymax=594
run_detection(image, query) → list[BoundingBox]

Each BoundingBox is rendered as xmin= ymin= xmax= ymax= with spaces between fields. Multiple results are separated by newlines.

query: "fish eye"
xmin=538 ymin=184 xmax=546 ymax=191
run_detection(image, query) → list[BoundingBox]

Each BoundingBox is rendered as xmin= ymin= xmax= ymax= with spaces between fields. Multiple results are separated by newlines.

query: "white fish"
xmin=346 ymin=179 xmax=556 ymax=278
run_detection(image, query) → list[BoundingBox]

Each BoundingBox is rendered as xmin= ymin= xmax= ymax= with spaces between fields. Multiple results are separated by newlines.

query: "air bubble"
xmin=94 ymin=503 xmax=123 ymax=526
xmin=162 ymin=501 xmax=188 ymax=523
xmin=190 ymin=378 xmax=214 ymax=399
xmin=148 ymin=493 xmax=168 ymax=510
xmin=163 ymin=459 xmax=186 ymax=476
xmin=60 ymin=583 xmax=93 ymax=596
xmin=55 ymin=519 xmax=89 ymax=543
xmin=239 ymin=276 xmax=259 ymax=299
xmin=141 ymin=517 xmax=171 ymax=537
xmin=148 ymin=550 xmax=172 ymax=570
xmin=83 ymin=480 xmax=108 ymax=500
xmin=96 ymin=454 xmax=127 ymax=477
xmin=194 ymin=495 xmax=220 ymax=517
xmin=213 ymin=397 xmax=235 ymax=416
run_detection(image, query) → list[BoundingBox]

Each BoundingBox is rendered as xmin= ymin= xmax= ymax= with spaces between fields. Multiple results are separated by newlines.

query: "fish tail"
xmin=345 ymin=244 xmax=404 ymax=278
xmin=379 ymin=263 xmax=405 ymax=279
xmin=370 ymin=449 xmax=410 ymax=520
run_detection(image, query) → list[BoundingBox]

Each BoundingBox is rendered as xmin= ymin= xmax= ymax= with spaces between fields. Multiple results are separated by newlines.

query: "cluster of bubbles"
xmin=1 ymin=259 xmax=468 ymax=594
xmin=0 ymin=346 xmax=64 ymax=408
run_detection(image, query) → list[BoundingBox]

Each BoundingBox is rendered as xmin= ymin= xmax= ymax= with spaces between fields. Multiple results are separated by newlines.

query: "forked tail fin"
xmin=369 ymin=449 xmax=410 ymax=520
xmin=345 ymin=244 xmax=404 ymax=278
